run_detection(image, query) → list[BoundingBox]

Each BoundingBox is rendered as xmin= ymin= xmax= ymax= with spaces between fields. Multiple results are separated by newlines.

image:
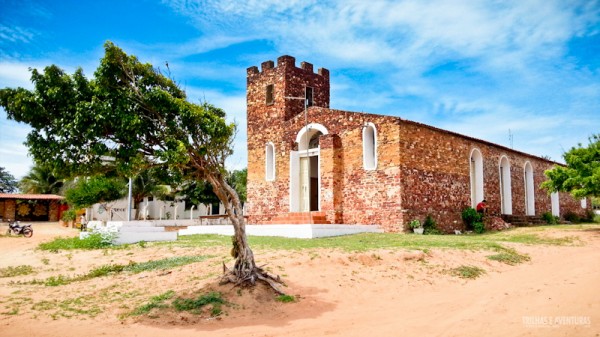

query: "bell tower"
xmin=246 ymin=55 xmax=330 ymax=126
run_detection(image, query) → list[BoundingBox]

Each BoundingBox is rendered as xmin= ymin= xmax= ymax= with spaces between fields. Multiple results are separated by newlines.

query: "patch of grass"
xmin=43 ymin=274 xmax=71 ymax=286
xmin=172 ymin=232 xmax=511 ymax=252
xmin=450 ymin=265 xmax=486 ymax=279
xmin=131 ymin=290 xmax=175 ymax=316
xmin=28 ymin=255 xmax=212 ymax=286
xmin=38 ymin=233 xmax=113 ymax=251
xmin=482 ymin=232 xmax=580 ymax=246
xmin=487 ymin=248 xmax=531 ymax=265
xmin=172 ymin=292 xmax=225 ymax=316
xmin=276 ymin=294 xmax=296 ymax=303
xmin=0 ymin=265 xmax=34 ymax=278
xmin=31 ymin=297 xmax=102 ymax=318
xmin=125 ymin=255 xmax=211 ymax=273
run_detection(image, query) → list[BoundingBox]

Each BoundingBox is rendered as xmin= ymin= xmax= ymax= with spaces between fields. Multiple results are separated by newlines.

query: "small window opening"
xmin=265 ymin=142 xmax=275 ymax=181
xmin=363 ymin=123 xmax=377 ymax=170
xmin=266 ymin=84 xmax=274 ymax=105
xmin=305 ymin=87 xmax=313 ymax=107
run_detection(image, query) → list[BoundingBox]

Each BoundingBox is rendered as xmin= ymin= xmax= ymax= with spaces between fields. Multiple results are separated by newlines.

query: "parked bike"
xmin=6 ymin=220 xmax=33 ymax=238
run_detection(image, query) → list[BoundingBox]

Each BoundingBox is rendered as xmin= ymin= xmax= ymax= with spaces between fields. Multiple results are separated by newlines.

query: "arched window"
xmin=265 ymin=142 xmax=275 ymax=181
xmin=499 ymin=156 xmax=512 ymax=215
xmin=363 ymin=123 xmax=377 ymax=170
xmin=469 ymin=148 xmax=484 ymax=208
xmin=524 ymin=162 xmax=535 ymax=215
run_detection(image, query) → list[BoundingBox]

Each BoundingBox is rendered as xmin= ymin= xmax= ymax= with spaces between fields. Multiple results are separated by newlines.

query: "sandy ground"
xmin=0 ymin=222 xmax=599 ymax=337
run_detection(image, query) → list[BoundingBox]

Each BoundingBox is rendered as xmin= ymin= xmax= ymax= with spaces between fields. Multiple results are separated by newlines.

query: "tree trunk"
xmin=206 ymin=172 xmax=285 ymax=294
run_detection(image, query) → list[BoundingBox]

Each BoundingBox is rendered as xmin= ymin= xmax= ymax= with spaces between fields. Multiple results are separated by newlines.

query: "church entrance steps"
xmin=267 ymin=212 xmax=330 ymax=225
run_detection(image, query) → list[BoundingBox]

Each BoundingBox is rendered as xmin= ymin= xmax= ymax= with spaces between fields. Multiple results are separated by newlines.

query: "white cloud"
xmin=0 ymin=25 xmax=36 ymax=44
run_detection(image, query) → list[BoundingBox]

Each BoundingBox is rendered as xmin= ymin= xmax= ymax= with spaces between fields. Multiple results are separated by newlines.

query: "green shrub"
xmin=563 ymin=211 xmax=580 ymax=223
xmin=473 ymin=222 xmax=485 ymax=234
xmin=487 ymin=249 xmax=531 ymax=265
xmin=38 ymin=233 xmax=113 ymax=251
xmin=131 ymin=290 xmax=175 ymax=315
xmin=61 ymin=209 xmax=77 ymax=222
xmin=461 ymin=207 xmax=482 ymax=231
xmin=450 ymin=265 xmax=486 ymax=279
xmin=423 ymin=215 xmax=442 ymax=235
xmin=276 ymin=295 xmax=296 ymax=303
xmin=541 ymin=212 xmax=558 ymax=225
xmin=172 ymin=292 xmax=225 ymax=316
xmin=409 ymin=219 xmax=421 ymax=229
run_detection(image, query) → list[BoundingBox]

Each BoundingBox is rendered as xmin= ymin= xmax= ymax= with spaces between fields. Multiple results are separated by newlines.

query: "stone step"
xmin=269 ymin=211 xmax=330 ymax=225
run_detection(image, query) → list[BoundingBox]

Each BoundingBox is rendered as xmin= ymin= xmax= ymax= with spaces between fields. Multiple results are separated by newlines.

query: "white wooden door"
xmin=299 ymin=157 xmax=310 ymax=212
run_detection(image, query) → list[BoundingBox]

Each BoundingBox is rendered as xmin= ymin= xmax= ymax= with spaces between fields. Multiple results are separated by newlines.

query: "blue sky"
xmin=1 ymin=0 xmax=599 ymax=179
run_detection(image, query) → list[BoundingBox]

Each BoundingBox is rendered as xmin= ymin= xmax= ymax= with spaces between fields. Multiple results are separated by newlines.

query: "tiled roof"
xmin=0 ymin=193 xmax=64 ymax=200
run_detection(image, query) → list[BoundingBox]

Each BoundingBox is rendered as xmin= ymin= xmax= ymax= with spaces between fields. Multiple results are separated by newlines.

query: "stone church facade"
xmin=245 ymin=55 xmax=589 ymax=232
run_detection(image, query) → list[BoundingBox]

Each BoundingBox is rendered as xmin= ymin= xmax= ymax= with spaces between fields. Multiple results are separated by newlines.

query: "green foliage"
xmin=409 ymin=219 xmax=421 ymax=229
xmin=125 ymin=255 xmax=210 ymax=273
xmin=38 ymin=233 xmax=113 ymax=250
xmin=461 ymin=207 xmax=482 ymax=231
xmin=172 ymin=292 xmax=225 ymax=315
xmin=423 ymin=215 xmax=442 ymax=235
xmin=131 ymin=290 xmax=175 ymax=315
xmin=276 ymin=295 xmax=296 ymax=303
xmin=541 ymin=134 xmax=600 ymax=198
xmin=487 ymin=248 xmax=531 ymax=265
xmin=450 ymin=265 xmax=486 ymax=279
xmin=0 ymin=265 xmax=34 ymax=278
xmin=227 ymin=168 xmax=247 ymax=203
xmin=0 ymin=167 xmax=18 ymax=193
xmin=541 ymin=212 xmax=558 ymax=225
xmin=0 ymin=41 xmax=237 ymax=196
xmin=563 ymin=211 xmax=581 ymax=223
xmin=473 ymin=222 xmax=485 ymax=234
xmin=60 ymin=209 xmax=77 ymax=221
xmin=65 ymin=176 xmax=126 ymax=208
xmin=43 ymin=275 xmax=70 ymax=286
xmin=18 ymin=164 xmax=64 ymax=194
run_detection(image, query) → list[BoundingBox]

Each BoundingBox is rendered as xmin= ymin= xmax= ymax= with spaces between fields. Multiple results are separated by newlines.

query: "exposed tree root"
xmin=220 ymin=262 xmax=286 ymax=296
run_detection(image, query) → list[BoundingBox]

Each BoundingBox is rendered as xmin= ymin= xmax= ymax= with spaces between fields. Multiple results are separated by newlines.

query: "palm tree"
xmin=19 ymin=165 xmax=64 ymax=195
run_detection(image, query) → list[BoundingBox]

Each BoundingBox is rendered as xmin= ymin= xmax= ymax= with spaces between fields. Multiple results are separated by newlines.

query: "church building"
xmin=245 ymin=55 xmax=589 ymax=232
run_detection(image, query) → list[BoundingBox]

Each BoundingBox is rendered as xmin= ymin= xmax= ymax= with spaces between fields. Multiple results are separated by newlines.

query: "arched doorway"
xmin=290 ymin=124 xmax=328 ymax=212
xmin=469 ymin=149 xmax=484 ymax=208
xmin=499 ymin=156 xmax=512 ymax=215
xmin=524 ymin=162 xmax=535 ymax=215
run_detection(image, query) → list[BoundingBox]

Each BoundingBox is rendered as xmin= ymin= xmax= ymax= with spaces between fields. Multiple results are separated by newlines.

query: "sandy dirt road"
xmin=0 ymin=223 xmax=598 ymax=337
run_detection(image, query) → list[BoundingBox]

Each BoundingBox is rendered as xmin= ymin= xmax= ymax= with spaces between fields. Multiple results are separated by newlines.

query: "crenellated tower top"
xmin=247 ymin=55 xmax=330 ymax=121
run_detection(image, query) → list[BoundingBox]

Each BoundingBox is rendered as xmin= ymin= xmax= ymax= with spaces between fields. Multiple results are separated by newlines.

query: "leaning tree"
xmin=0 ymin=41 xmax=284 ymax=293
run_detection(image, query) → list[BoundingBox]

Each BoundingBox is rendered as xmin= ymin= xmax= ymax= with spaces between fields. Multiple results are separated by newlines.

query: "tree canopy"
xmin=0 ymin=41 xmax=283 ymax=294
xmin=542 ymin=134 xmax=600 ymax=198
xmin=0 ymin=167 xmax=18 ymax=193
xmin=19 ymin=164 xmax=65 ymax=195
xmin=65 ymin=176 xmax=127 ymax=208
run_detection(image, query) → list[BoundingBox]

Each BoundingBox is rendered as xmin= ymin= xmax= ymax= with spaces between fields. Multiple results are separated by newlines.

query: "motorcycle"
xmin=6 ymin=220 xmax=33 ymax=238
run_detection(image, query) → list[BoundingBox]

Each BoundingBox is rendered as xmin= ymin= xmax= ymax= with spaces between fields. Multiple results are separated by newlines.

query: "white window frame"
xmin=469 ymin=148 xmax=484 ymax=208
xmin=362 ymin=122 xmax=378 ymax=170
xmin=265 ymin=142 xmax=275 ymax=181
